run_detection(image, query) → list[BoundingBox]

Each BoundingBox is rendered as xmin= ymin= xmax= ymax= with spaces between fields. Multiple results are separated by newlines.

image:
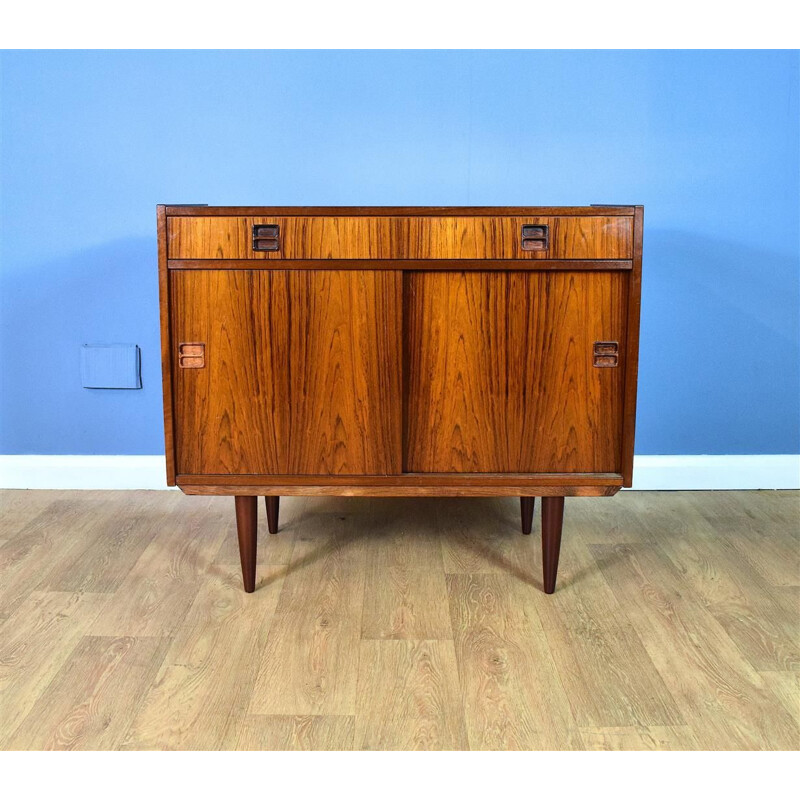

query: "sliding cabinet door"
xmin=171 ymin=269 xmax=402 ymax=476
xmin=404 ymin=271 xmax=627 ymax=473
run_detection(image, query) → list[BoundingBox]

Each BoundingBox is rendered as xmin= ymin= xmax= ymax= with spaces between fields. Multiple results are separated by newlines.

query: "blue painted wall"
xmin=1 ymin=50 xmax=798 ymax=456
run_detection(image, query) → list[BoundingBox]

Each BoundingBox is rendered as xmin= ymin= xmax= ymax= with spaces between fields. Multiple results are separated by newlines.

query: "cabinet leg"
xmin=541 ymin=496 xmax=565 ymax=594
xmin=520 ymin=497 xmax=535 ymax=535
xmin=234 ymin=496 xmax=257 ymax=593
xmin=265 ymin=496 xmax=280 ymax=535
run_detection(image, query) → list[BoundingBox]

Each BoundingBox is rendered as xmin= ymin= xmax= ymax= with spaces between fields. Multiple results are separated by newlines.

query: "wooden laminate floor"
xmin=0 ymin=489 xmax=797 ymax=750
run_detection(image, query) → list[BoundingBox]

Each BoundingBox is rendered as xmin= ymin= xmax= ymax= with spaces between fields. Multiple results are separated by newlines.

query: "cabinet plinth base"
xmin=177 ymin=474 xmax=621 ymax=498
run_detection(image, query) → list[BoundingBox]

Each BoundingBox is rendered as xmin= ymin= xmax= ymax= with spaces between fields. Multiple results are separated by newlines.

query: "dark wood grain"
xmin=167 ymin=216 xmax=631 ymax=261
xmin=521 ymin=497 xmax=535 ymax=535
xmin=168 ymin=217 xmax=278 ymax=261
xmin=170 ymin=269 xmax=402 ymax=477
xmin=157 ymin=205 xmax=176 ymax=486
xmin=541 ymin=496 xmax=565 ymax=594
xmin=285 ymin=270 xmax=402 ymax=475
xmin=177 ymin=472 xmax=622 ymax=487
xmin=405 ymin=271 xmax=510 ymax=471
xmin=165 ymin=205 xmax=637 ymax=217
xmin=171 ymin=270 xmax=290 ymax=475
xmin=552 ymin=216 xmax=632 ymax=259
xmin=265 ymin=496 xmax=279 ymax=535
xmin=405 ymin=271 xmax=626 ymax=473
xmin=177 ymin=472 xmax=621 ymax=497
xmin=512 ymin=271 xmax=627 ymax=473
xmin=621 ymin=206 xmax=644 ymax=486
xmin=180 ymin=484 xmax=620 ymax=498
xmin=234 ymin=495 xmax=257 ymax=593
xmin=168 ymin=259 xmax=633 ymax=271
xmin=158 ymin=205 xmax=644 ymax=595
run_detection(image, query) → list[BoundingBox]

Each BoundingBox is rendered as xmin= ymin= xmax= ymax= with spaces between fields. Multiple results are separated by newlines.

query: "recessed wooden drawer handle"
xmin=521 ymin=224 xmax=549 ymax=251
xmin=593 ymin=341 xmax=618 ymax=367
xmin=253 ymin=224 xmax=280 ymax=252
xmin=178 ymin=342 xmax=205 ymax=368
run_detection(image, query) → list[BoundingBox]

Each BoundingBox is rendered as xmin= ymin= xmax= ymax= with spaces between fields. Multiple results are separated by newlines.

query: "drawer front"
xmin=167 ymin=216 xmax=632 ymax=260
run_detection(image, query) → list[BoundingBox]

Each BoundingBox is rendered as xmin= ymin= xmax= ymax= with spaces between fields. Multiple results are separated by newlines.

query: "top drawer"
xmin=167 ymin=215 xmax=632 ymax=260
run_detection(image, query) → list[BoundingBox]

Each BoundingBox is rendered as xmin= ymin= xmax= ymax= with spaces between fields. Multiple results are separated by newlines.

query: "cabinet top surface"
xmin=161 ymin=205 xmax=641 ymax=217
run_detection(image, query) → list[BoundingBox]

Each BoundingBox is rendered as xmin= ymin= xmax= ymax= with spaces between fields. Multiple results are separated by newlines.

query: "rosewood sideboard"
xmin=158 ymin=205 xmax=643 ymax=594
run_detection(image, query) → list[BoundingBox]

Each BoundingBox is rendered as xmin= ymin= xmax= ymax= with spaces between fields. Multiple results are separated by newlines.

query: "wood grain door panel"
xmin=285 ymin=270 xmax=402 ymax=474
xmin=171 ymin=270 xmax=402 ymax=476
xmin=167 ymin=216 xmax=632 ymax=260
xmin=171 ymin=270 xmax=289 ymax=475
xmin=404 ymin=271 xmax=627 ymax=473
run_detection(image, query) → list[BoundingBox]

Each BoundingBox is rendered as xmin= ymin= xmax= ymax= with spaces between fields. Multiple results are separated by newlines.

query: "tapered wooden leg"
xmin=520 ymin=497 xmax=535 ymax=535
xmin=541 ymin=496 xmax=565 ymax=594
xmin=234 ymin=496 xmax=257 ymax=593
xmin=265 ymin=496 xmax=280 ymax=535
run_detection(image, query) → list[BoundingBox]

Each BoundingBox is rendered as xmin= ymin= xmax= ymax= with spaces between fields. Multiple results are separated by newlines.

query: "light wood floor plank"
xmin=248 ymin=514 xmax=366 ymax=716
xmin=773 ymin=585 xmax=799 ymax=622
xmin=643 ymin=495 xmax=800 ymax=672
xmin=591 ymin=543 xmax=799 ymax=750
xmin=580 ymin=725 xmax=701 ymax=751
xmin=355 ymin=639 xmax=467 ymax=750
xmin=758 ymin=671 xmax=800 ymax=726
xmin=698 ymin=491 xmax=800 ymax=588
xmin=288 ymin=509 xmax=372 ymax=567
xmin=361 ymin=564 xmax=452 ymax=640
xmin=440 ymin=498 xmax=532 ymax=578
xmin=232 ymin=715 xmax=355 ymax=750
xmin=0 ymin=490 xmax=71 ymax=541
xmin=535 ymin=536 xmax=684 ymax=728
xmin=42 ymin=492 xmax=163 ymax=593
xmin=214 ymin=497 xmax=308 ymax=566
xmin=0 ymin=493 xmax=111 ymax=618
xmin=363 ymin=498 xmax=447 ymax=568
xmin=564 ymin=495 xmax=645 ymax=545
xmin=4 ymin=635 xmax=169 ymax=750
xmin=90 ymin=495 xmax=229 ymax=637
xmin=0 ymin=590 xmax=109 ymax=746
xmin=1 ymin=489 xmax=796 ymax=751
xmin=447 ymin=573 xmax=582 ymax=750
xmin=120 ymin=564 xmax=285 ymax=750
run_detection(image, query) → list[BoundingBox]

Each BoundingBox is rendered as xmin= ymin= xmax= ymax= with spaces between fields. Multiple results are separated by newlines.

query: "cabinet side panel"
xmin=171 ymin=270 xmax=290 ymax=474
xmin=158 ymin=206 xmax=176 ymax=485
xmin=621 ymin=206 xmax=644 ymax=485
xmin=286 ymin=270 xmax=403 ymax=475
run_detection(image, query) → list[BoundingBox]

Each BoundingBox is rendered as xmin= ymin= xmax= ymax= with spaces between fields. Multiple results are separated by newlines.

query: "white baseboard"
xmin=630 ymin=454 xmax=799 ymax=490
xmin=0 ymin=454 xmax=797 ymax=491
xmin=0 ymin=456 xmax=174 ymax=490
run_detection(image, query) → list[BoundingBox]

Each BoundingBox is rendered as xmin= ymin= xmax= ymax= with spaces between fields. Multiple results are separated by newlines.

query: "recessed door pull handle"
xmin=253 ymin=224 xmax=280 ymax=251
xmin=521 ymin=224 xmax=549 ymax=251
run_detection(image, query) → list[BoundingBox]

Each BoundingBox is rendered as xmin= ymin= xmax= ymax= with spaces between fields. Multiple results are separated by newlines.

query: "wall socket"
xmin=81 ymin=344 xmax=142 ymax=389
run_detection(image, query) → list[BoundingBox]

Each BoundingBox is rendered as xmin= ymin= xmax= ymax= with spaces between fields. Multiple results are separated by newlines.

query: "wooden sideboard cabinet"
xmin=158 ymin=205 xmax=643 ymax=594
